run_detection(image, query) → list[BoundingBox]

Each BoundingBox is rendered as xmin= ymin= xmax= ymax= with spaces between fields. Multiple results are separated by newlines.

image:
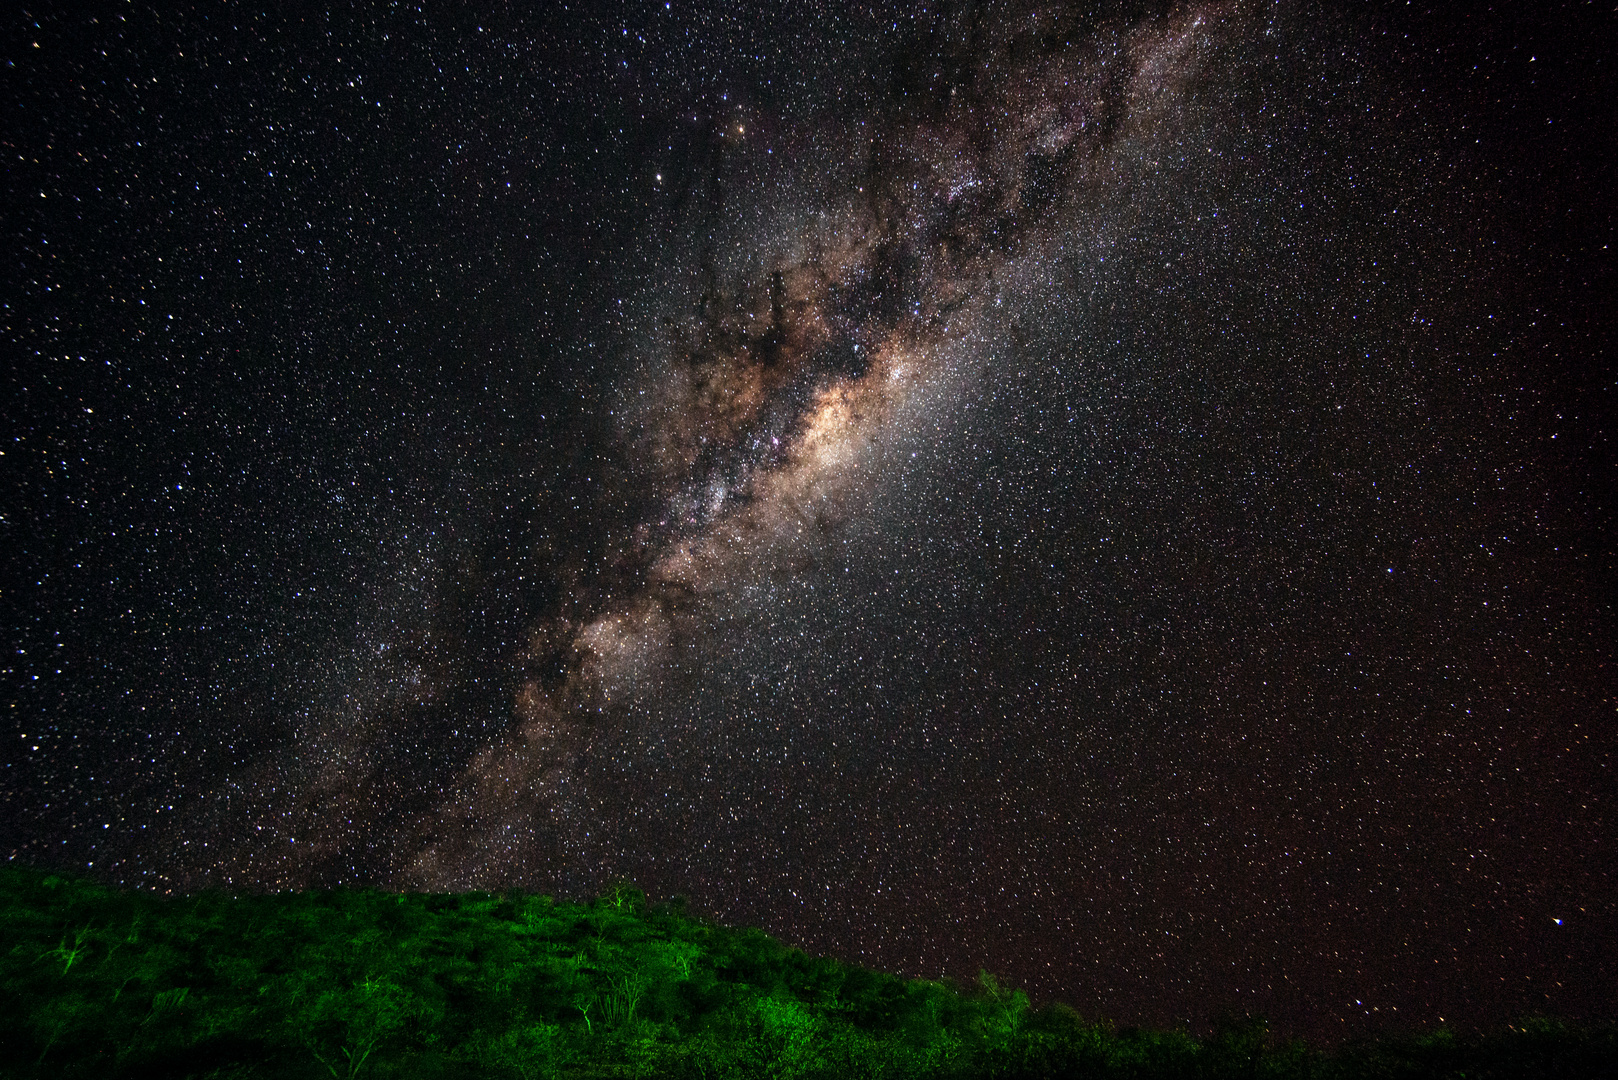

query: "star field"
xmin=3 ymin=0 xmax=1613 ymax=1043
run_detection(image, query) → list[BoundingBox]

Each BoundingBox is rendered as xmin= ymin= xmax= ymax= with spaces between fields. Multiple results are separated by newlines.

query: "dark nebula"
xmin=4 ymin=0 xmax=1613 ymax=1042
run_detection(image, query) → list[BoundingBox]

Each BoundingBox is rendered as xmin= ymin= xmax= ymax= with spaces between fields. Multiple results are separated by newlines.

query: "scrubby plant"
xmin=0 ymin=866 xmax=1612 ymax=1079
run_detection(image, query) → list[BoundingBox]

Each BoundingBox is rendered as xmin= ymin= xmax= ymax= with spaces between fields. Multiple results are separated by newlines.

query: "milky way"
xmin=406 ymin=3 xmax=1231 ymax=891
xmin=6 ymin=0 xmax=1613 ymax=1042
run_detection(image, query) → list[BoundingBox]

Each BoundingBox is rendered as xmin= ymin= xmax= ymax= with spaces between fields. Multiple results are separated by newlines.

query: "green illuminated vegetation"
xmin=0 ymin=867 xmax=1609 ymax=1078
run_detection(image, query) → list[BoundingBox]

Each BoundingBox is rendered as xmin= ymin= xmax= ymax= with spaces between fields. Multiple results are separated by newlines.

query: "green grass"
xmin=0 ymin=866 xmax=1609 ymax=1079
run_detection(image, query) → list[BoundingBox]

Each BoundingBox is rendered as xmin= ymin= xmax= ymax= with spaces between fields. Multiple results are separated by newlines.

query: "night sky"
xmin=4 ymin=0 xmax=1614 ymax=1043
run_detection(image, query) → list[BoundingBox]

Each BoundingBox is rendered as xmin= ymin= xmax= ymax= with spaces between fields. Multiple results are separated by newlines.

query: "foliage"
xmin=0 ymin=866 xmax=1610 ymax=1079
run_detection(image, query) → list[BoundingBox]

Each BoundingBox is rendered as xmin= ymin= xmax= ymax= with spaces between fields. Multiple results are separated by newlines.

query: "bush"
xmin=0 ymin=866 xmax=1610 ymax=1080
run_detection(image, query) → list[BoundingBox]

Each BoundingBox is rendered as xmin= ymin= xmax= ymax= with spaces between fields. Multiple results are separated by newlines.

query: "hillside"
xmin=0 ymin=867 xmax=1608 ymax=1079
